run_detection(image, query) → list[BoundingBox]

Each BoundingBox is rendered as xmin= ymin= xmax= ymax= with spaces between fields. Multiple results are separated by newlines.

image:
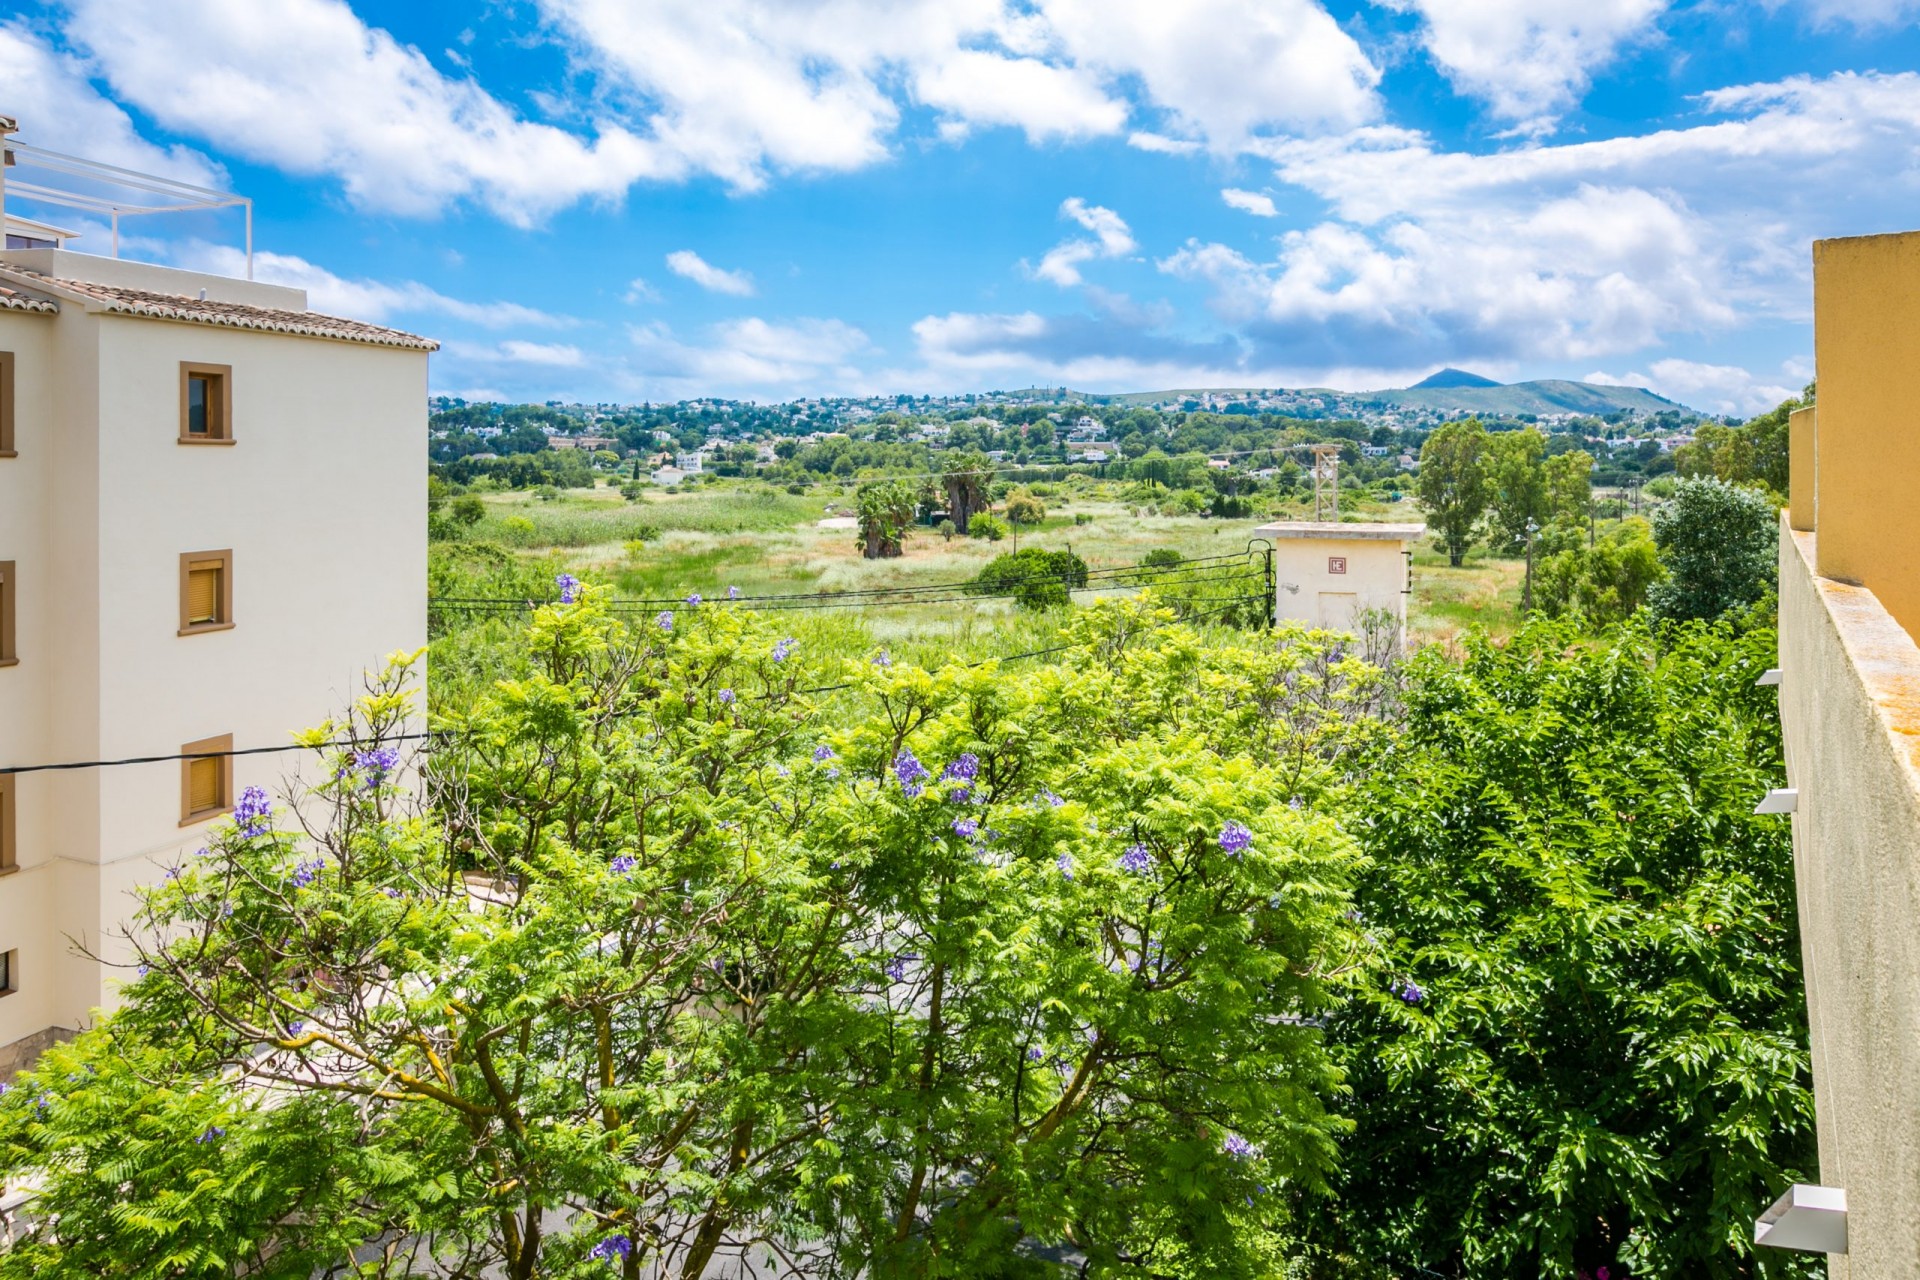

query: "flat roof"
xmin=1254 ymin=521 xmax=1427 ymax=542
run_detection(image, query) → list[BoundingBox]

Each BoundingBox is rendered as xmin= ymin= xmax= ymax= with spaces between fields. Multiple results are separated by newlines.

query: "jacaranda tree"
xmin=0 ymin=593 xmax=1378 ymax=1280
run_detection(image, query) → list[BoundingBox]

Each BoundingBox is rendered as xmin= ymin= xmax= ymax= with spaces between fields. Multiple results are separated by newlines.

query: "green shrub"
xmin=968 ymin=512 xmax=1008 ymax=542
xmin=970 ymin=548 xmax=1089 ymax=609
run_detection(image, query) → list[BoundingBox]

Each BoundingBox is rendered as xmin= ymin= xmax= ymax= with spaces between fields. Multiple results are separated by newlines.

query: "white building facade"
xmin=0 ymin=248 xmax=432 ymax=1071
xmin=1254 ymin=521 xmax=1425 ymax=636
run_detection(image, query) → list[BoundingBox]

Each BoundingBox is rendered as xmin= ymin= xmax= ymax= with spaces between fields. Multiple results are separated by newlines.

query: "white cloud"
xmin=627 ymin=315 xmax=872 ymax=395
xmin=1381 ymin=0 xmax=1669 ymax=127
xmin=1788 ymin=0 xmax=1920 ymax=28
xmin=177 ymin=245 xmax=576 ymax=330
xmin=57 ymin=0 xmax=671 ymax=225
xmin=1038 ymin=0 xmax=1380 ymax=146
xmin=623 ymin=277 xmax=661 ymax=304
xmin=1184 ymin=69 xmax=1920 ymax=371
xmin=912 ymin=49 xmax=1128 ymax=142
xmin=1030 ymin=197 xmax=1136 ymax=287
xmin=1588 ymin=358 xmax=1800 ymax=415
xmin=1222 ymin=188 xmax=1280 ymax=217
xmin=665 ymin=250 xmax=756 ymax=296
xmin=443 ymin=339 xmax=589 ymax=367
xmin=1127 ymin=131 xmax=1203 ymax=155
xmin=0 ymin=22 xmax=223 ymax=185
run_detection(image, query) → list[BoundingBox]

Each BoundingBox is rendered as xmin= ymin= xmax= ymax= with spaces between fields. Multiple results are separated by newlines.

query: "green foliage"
xmin=969 ymin=511 xmax=1009 ymax=542
xmin=1417 ymin=420 xmax=1491 ymax=567
xmin=450 ymin=495 xmax=486 ymax=527
xmin=1482 ymin=428 xmax=1546 ymax=554
xmin=1305 ymin=618 xmax=1816 ymax=1280
xmin=970 ymin=547 xmax=1090 ymax=609
xmin=937 ymin=518 xmax=957 ymax=542
xmin=855 ymin=480 xmax=918 ymax=559
xmin=1140 ymin=548 xmax=1184 ymax=569
xmin=5 ymin=600 xmax=1378 ymax=1279
xmin=1648 ymin=478 xmax=1778 ymax=624
xmin=1005 ymin=489 xmax=1047 ymax=526
xmin=1674 ymin=385 xmax=1808 ymax=497
xmin=1535 ymin=518 xmax=1665 ymax=627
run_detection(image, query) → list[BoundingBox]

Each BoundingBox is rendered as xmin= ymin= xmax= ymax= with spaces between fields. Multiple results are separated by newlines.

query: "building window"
xmin=178 ymin=362 xmax=232 ymax=444
xmin=178 ymin=550 xmax=234 ymax=634
xmin=180 ymin=733 xmax=233 ymax=826
xmin=0 ymin=560 xmax=14 ymax=666
xmin=0 ymin=350 xmax=14 ymax=457
xmin=0 ymin=773 xmax=15 ymax=874
xmin=0 ymin=950 xmax=15 ymax=997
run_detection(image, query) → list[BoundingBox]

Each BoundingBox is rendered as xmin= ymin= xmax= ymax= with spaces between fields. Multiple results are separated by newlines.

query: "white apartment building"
xmin=0 ymin=244 xmax=433 ymax=1072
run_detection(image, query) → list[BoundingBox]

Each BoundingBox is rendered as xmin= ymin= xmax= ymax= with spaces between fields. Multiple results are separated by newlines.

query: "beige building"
xmin=1252 ymin=520 xmax=1425 ymax=634
xmin=1769 ymin=228 xmax=1920 ymax=1273
xmin=0 ymin=246 xmax=433 ymax=1072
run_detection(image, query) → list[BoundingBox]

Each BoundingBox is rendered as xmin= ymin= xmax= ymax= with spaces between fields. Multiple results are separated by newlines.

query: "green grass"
xmin=428 ymin=478 xmax=1526 ymax=715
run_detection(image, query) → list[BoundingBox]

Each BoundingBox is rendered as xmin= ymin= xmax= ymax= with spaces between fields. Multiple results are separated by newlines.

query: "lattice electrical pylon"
xmin=1310 ymin=444 xmax=1341 ymax=521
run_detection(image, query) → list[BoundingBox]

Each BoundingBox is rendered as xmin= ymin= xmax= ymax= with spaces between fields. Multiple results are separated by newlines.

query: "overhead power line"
xmin=0 ymin=596 xmax=1264 ymax=778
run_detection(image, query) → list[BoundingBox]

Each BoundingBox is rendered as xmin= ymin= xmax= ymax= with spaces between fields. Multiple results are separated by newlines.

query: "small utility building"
xmin=1253 ymin=521 xmax=1425 ymax=634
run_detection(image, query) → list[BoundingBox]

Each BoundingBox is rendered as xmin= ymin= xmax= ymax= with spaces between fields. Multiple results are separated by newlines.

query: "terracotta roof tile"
xmin=0 ymin=282 xmax=59 ymax=315
xmin=0 ymin=269 xmax=437 ymax=350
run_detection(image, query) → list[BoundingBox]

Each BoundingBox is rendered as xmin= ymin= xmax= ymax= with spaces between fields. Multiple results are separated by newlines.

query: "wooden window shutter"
xmin=188 ymin=756 xmax=220 ymax=813
xmin=186 ymin=564 xmax=221 ymax=625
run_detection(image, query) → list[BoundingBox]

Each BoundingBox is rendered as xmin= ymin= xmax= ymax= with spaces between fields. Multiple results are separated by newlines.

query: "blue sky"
xmin=6 ymin=0 xmax=1920 ymax=413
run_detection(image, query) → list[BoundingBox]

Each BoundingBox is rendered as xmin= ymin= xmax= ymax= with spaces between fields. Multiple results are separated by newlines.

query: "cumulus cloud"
xmin=665 ymin=250 xmax=756 ymax=296
xmin=1029 ymin=198 xmax=1136 ymax=287
xmin=1588 ymin=358 xmax=1801 ymax=415
xmin=443 ymin=339 xmax=589 ymax=367
xmin=57 ymin=0 xmax=670 ymax=225
xmin=627 ymin=316 xmax=872 ymax=395
xmin=0 ymin=22 xmax=223 ymax=185
xmin=1222 ymin=188 xmax=1280 ymax=217
xmin=176 ymin=245 xmax=577 ymax=330
xmin=1381 ymin=0 xmax=1669 ymax=128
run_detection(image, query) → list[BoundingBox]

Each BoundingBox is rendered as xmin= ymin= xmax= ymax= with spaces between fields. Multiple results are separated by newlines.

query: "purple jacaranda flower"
xmin=873 ymin=650 xmax=892 ymax=667
xmin=289 ymin=857 xmax=326 ymax=889
xmin=1392 ymin=978 xmax=1424 ymax=1005
xmin=1119 ymin=844 xmax=1154 ymax=874
xmin=1218 ymin=821 xmax=1253 ymax=857
xmin=588 ymin=1235 xmax=634 ymax=1263
xmin=195 ymin=1126 xmax=225 ymax=1144
xmin=718 ymin=688 xmax=735 ymax=705
xmin=232 ymin=786 xmax=272 ymax=839
xmin=686 ymin=592 xmax=703 ymax=606
xmin=164 ymin=866 xmax=181 ymax=881
xmin=1056 ymin=853 xmax=1073 ymax=880
xmin=813 ymin=744 xmax=836 ymax=762
xmin=942 ymin=753 xmax=979 ymax=782
xmin=287 ymin=1020 xmax=306 ymax=1035
xmin=951 ymin=816 xmax=980 ymax=839
xmin=1027 ymin=1045 xmax=1045 ymax=1062
xmin=610 ymin=854 xmax=638 ymax=877
xmin=656 ymin=611 xmax=674 ymax=632
xmin=772 ymin=637 xmax=796 ymax=661
xmin=884 ymin=953 xmax=917 ymax=982
xmin=1222 ymin=1132 xmax=1256 ymax=1159
xmin=774 ymin=763 xmax=790 ymax=778
xmin=1289 ymin=796 xmax=1305 ymax=810
xmin=555 ymin=573 xmax=580 ymax=604
xmin=949 ymin=786 xmax=972 ymax=805
xmin=1039 ymin=790 xmax=1064 ymax=808
xmin=826 ymin=768 xmax=840 ymax=779
xmin=894 ymin=750 xmax=929 ymax=798
xmin=383 ymin=887 xmax=404 ymax=899
xmin=355 ymin=746 xmax=400 ymax=785
xmin=728 ymin=585 xmax=742 ymax=600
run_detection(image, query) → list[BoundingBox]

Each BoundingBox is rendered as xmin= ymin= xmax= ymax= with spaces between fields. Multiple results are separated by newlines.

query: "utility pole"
xmin=1310 ymin=444 xmax=1341 ymax=521
xmin=1522 ymin=519 xmax=1539 ymax=616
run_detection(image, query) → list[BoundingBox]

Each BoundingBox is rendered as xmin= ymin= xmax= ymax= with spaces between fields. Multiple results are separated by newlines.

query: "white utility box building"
xmin=1254 ymin=521 xmax=1425 ymax=635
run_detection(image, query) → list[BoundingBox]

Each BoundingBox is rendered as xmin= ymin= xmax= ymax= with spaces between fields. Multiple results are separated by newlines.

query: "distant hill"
xmin=1360 ymin=378 xmax=1686 ymax=417
xmin=1411 ymin=367 xmax=1501 ymax=389
xmin=1081 ymin=377 xmax=1693 ymax=418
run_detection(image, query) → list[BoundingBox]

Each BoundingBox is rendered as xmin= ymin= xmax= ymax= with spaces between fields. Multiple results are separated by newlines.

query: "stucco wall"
xmin=1268 ymin=537 xmax=1411 ymax=632
xmin=0 ymin=305 xmax=427 ymax=1051
xmin=1811 ymin=232 xmax=1920 ymax=638
xmin=1780 ymin=520 xmax=1920 ymax=1277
